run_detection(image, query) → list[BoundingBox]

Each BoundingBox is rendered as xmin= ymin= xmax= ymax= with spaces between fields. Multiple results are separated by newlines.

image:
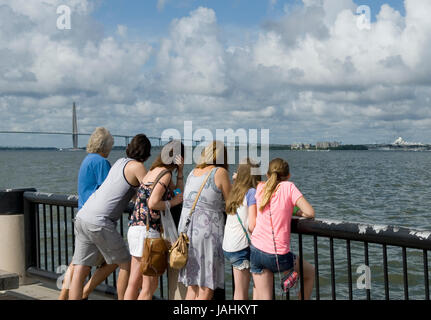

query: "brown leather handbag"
xmin=141 ymin=233 xmax=169 ymax=277
xmin=140 ymin=170 xmax=171 ymax=277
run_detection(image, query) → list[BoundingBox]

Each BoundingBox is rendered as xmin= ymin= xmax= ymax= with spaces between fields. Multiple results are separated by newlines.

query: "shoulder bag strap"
xmin=236 ymin=213 xmax=251 ymax=244
xmin=146 ymin=169 xmax=171 ymax=232
xmin=183 ymin=168 xmax=213 ymax=233
xmin=268 ymin=204 xmax=284 ymax=297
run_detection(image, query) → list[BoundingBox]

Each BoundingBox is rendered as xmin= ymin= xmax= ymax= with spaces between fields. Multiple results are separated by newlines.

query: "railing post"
xmin=329 ymin=237 xmax=336 ymax=300
xmin=0 ymin=188 xmax=36 ymax=284
xmin=23 ymin=193 xmax=38 ymax=271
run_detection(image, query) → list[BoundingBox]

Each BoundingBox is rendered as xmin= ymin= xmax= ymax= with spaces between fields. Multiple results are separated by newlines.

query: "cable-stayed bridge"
xmin=0 ymin=130 xmax=203 ymax=148
xmin=0 ymin=102 xmax=202 ymax=148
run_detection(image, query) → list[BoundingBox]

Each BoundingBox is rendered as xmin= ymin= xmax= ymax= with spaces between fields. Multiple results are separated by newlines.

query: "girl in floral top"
xmin=129 ymin=178 xmax=172 ymax=232
xmin=124 ymin=140 xmax=184 ymax=300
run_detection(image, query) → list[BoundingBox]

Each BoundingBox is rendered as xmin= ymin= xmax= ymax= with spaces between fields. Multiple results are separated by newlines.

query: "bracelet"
xmin=165 ymin=201 xmax=171 ymax=210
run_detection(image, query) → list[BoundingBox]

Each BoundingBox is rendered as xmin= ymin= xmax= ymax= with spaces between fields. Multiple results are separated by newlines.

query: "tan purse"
xmin=168 ymin=233 xmax=190 ymax=269
xmin=169 ymin=169 xmax=213 ymax=269
xmin=141 ymin=233 xmax=169 ymax=276
xmin=140 ymin=170 xmax=171 ymax=277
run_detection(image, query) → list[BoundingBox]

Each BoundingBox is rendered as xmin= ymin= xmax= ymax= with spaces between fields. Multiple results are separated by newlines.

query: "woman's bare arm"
xmin=248 ymin=204 xmax=257 ymax=233
xmin=148 ymin=172 xmax=183 ymax=210
xmin=215 ymin=168 xmax=232 ymax=202
xmin=295 ymin=196 xmax=315 ymax=218
xmin=123 ymin=160 xmax=148 ymax=187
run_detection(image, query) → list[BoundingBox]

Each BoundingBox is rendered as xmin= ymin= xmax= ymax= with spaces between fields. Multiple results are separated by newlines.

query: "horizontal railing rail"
xmin=23 ymin=192 xmax=132 ymax=212
xmin=22 ymin=191 xmax=431 ymax=300
xmin=293 ymin=218 xmax=431 ymax=250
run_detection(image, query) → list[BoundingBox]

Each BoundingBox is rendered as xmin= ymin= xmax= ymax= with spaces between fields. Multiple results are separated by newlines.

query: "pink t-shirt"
xmin=251 ymin=181 xmax=303 ymax=255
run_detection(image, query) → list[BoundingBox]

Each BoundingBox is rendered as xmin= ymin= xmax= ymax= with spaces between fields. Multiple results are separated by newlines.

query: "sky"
xmin=1 ymin=0 xmax=430 ymax=148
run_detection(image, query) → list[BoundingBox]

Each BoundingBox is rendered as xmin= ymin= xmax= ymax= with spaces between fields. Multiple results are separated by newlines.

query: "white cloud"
xmin=247 ymin=0 xmax=431 ymax=142
xmin=0 ymin=0 xmax=153 ymax=138
xmin=156 ymin=7 xmax=227 ymax=96
xmin=2 ymin=0 xmax=431 ymax=146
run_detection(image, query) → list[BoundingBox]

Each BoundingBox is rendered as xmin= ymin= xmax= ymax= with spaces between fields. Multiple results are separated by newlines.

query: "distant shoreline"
xmin=0 ymin=146 xmax=131 ymax=151
xmin=1 ymin=144 xmax=430 ymax=151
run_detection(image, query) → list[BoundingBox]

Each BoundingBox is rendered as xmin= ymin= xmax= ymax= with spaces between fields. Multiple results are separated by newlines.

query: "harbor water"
xmin=1 ymin=149 xmax=430 ymax=299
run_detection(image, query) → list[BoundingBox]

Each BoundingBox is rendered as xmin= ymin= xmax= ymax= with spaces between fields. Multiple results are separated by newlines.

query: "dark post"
xmin=23 ymin=190 xmax=38 ymax=271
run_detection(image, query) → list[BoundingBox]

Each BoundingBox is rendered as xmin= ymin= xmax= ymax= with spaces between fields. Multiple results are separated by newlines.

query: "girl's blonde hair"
xmin=196 ymin=140 xmax=228 ymax=170
xmin=86 ymin=127 xmax=114 ymax=155
xmin=259 ymin=158 xmax=290 ymax=211
xmin=226 ymin=158 xmax=261 ymax=215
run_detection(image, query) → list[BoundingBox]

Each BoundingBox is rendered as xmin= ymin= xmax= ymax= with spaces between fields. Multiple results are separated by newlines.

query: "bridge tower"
xmin=72 ymin=102 xmax=78 ymax=149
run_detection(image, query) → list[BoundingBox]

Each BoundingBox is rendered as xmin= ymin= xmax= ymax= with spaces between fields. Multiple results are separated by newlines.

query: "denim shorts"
xmin=250 ymin=244 xmax=296 ymax=274
xmin=223 ymin=247 xmax=251 ymax=270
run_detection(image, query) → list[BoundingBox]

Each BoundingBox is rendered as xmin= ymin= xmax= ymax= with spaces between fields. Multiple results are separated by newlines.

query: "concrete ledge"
xmin=0 ymin=270 xmax=19 ymax=291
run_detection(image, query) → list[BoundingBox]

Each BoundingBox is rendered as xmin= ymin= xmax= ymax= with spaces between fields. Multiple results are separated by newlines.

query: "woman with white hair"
xmin=177 ymin=141 xmax=232 ymax=300
xmin=78 ymin=127 xmax=115 ymax=209
xmin=59 ymin=127 xmax=116 ymax=300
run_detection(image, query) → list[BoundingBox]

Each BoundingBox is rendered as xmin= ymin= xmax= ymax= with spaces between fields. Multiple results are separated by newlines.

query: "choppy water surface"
xmin=1 ymin=149 xmax=430 ymax=299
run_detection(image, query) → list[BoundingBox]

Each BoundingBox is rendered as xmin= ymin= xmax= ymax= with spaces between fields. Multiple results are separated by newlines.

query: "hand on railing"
xmin=295 ymin=196 xmax=315 ymax=219
xmin=295 ymin=210 xmax=315 ymax=219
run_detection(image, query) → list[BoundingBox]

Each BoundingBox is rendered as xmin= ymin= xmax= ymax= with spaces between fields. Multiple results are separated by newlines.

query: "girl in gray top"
xmin=69 ymin=134 xmax=151 ymax=300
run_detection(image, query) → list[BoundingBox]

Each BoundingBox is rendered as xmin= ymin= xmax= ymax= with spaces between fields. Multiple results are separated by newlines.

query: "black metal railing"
xmin=22 ymin=191 xmax=431 ymax=300
xmin=22 ymin=191 xmax=158 ymax=297
xmin=289 ymin=218 xmax=431 ymax=300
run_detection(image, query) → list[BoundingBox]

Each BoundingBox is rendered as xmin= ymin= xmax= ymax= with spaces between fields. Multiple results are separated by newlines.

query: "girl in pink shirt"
xmin=250 ymin=158 xmax=315 ymax=300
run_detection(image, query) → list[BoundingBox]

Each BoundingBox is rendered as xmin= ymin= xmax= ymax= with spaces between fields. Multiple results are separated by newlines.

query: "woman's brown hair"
xmin=150 ymin=140 xmax=185 ymax=171
xmin=126 ymin=134 xmax=151 ymax=163
xmin=259 ymin=158 xmax=290 ymax=211
xmin=226 ymin=158 xmax=261 ymax=215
